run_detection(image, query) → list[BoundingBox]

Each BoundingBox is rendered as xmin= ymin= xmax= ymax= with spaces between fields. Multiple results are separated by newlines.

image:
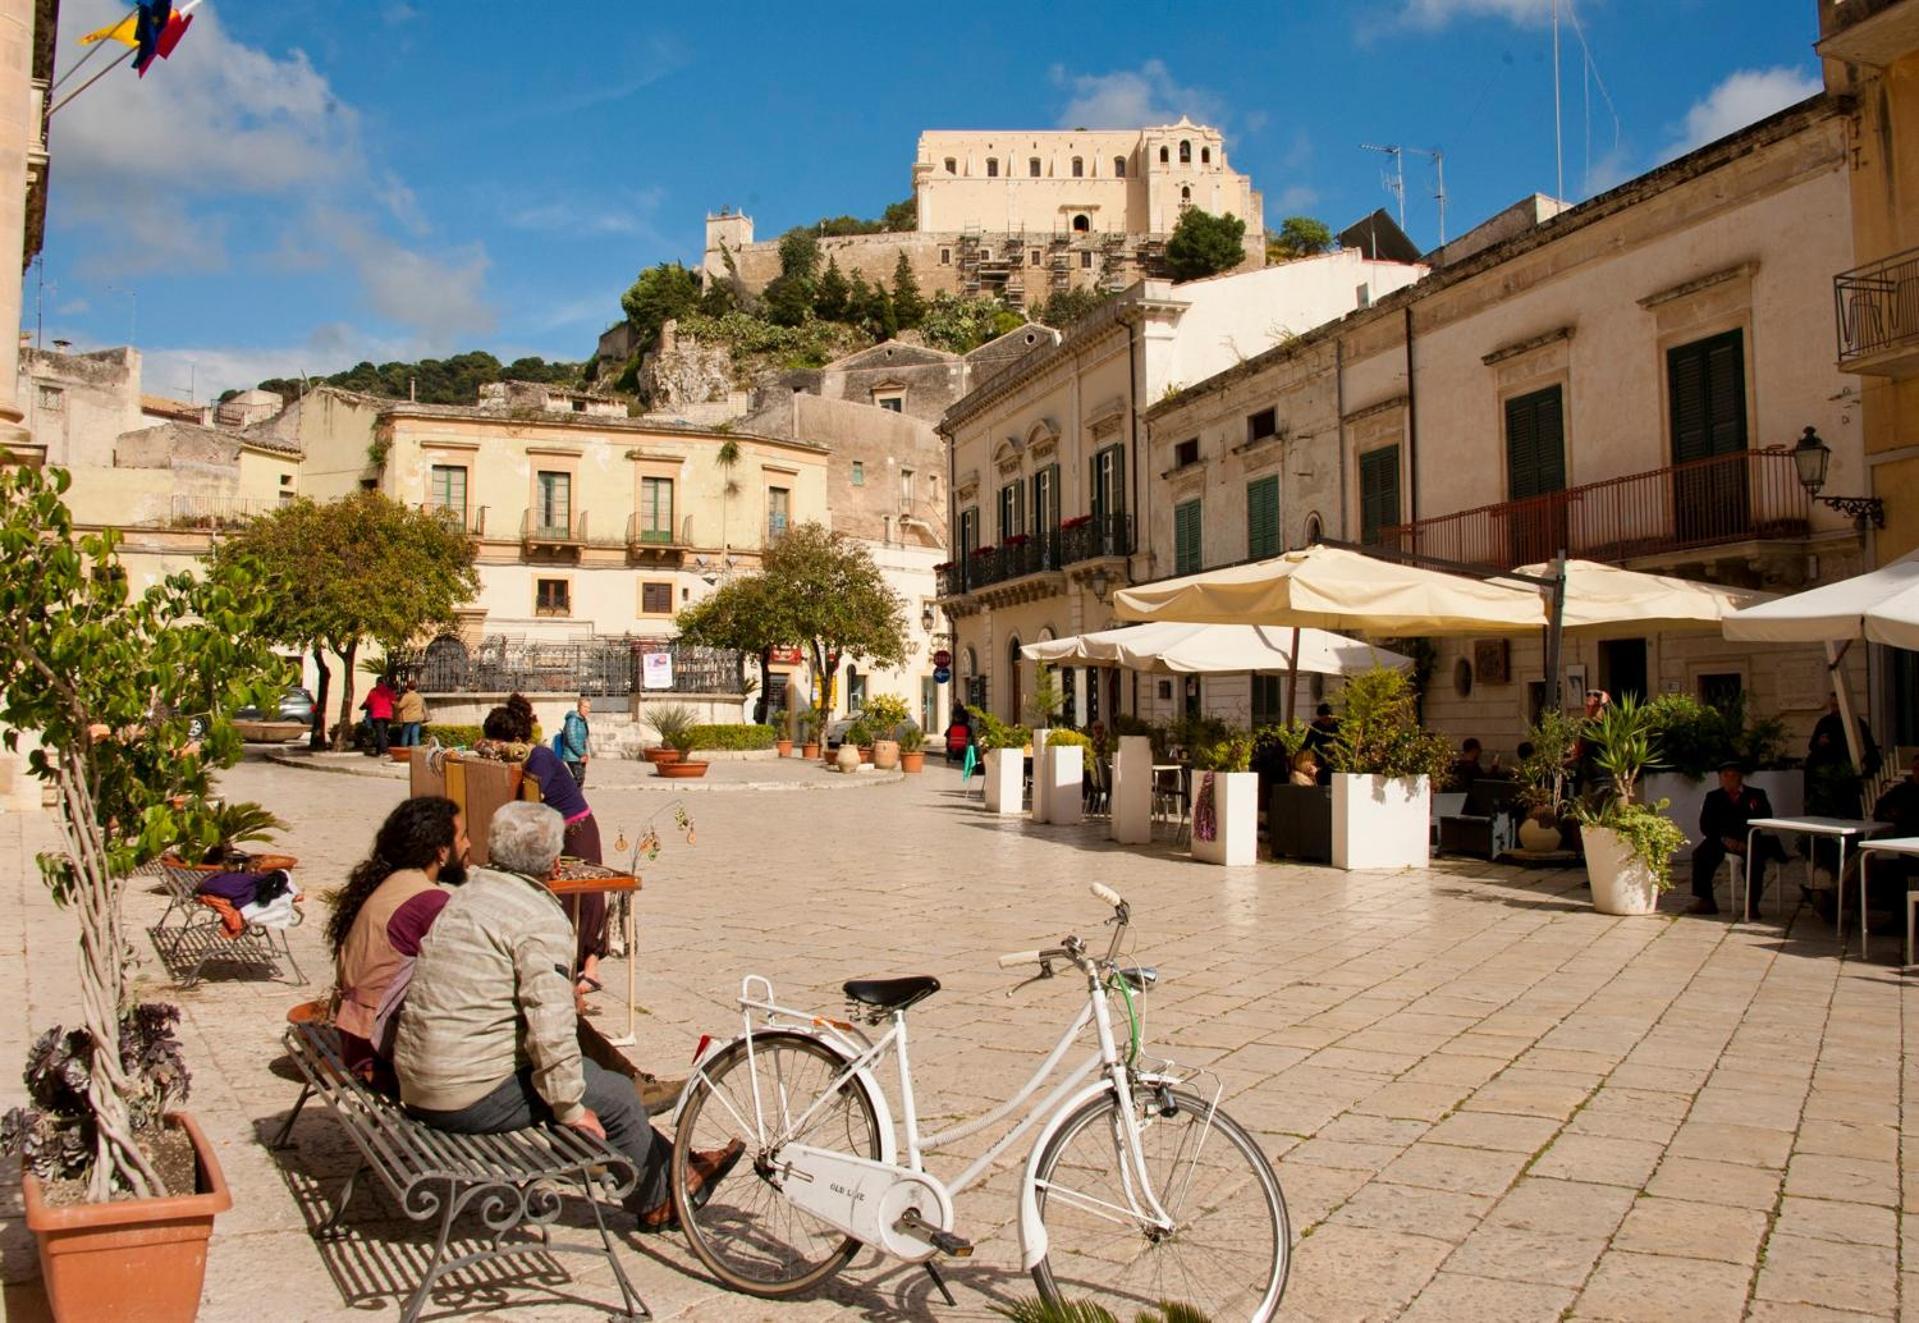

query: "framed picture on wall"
xmin=1473 ymin=639 xmax=1511 ymax=685
xmin=1564 ymin=664 xmax=1588 ymax=704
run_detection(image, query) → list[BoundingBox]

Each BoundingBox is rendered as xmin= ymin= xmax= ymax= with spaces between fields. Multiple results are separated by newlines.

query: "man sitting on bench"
xmin=1689 ymin=762 xmax=1789 ymax=918
xmin=395 ymin=801 xmax=742 ymax=1231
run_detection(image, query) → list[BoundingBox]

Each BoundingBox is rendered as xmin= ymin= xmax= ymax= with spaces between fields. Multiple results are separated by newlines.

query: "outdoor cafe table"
xmin=550 ymin=860 xmax=643 ymax=1047
xmin=1856 ymin=835 xmax=1919 ymax=964
xmin=1743 ymin=817 xmax=1878 ymax=953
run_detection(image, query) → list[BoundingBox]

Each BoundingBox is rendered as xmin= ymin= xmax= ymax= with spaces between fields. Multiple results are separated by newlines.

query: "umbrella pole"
xmin=1286 ymin=627 xmax=1302 ymax=723
xmin=1826 ymin=639 xmax=1866 ymax=773
xmin=1542 ymin=553 xmax=1568 ymax=712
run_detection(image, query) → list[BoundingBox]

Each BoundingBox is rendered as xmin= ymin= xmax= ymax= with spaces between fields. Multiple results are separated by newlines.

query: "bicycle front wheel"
xmin=1032 ymin=1086 xmax=1289 ymax=1321
xmin=673 ymin=1030 xmax=881 ymax=1298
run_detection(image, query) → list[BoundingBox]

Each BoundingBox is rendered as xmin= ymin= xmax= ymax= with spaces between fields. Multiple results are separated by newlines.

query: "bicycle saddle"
xmin=842 ymin=975 xmax=941 ymax=1011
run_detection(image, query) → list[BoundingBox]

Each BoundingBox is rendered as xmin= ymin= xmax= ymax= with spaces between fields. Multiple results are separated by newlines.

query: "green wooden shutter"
xmin=1246 ymin=474 xmax=1280 ymax=559
xmin=1505 ymin=386 xmax=1565 ymax=500
xmin=1669 ymin=330 xmax=1746 ymax=463
xmin=1360 ymin=447 xmax=1400 ymax=545
xmin=1174 ymin=499 xmax=1202 ymax=574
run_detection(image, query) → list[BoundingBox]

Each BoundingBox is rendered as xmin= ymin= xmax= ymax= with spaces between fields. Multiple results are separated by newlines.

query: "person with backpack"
xmin=559 ymin=698 xmax=591 ymax=787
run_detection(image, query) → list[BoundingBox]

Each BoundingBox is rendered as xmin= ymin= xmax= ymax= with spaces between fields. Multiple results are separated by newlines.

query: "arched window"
xmin=986 ymin=158 xmax=999 ymax=178
xmin=1114 ymin=156 xmax=1127 ymax=178
xmin=1029 ymin=157 xmax=1041 ymax=177
xmin=1201 ymin=146 xmax=1211 ymax=165
xmin=1303 ymin=513 xmax=1323 ymax=547
xmin=1071 ymin=156 xmax=1084 ymax=178
xmin=943 ymin=157 xmax=956 ymax=174
xmin=963 ymin=646 xmax=977 ymax=676
xmin=1180 ymin=186 xmax=1191 ymax=204
xmin=1072 ymin=213 xmax=1091 ymax=233
xmin=1179 ymin=140 xmax=1192 ymax=164
xmin=1158 ymin=146 xmax=1169 ymax=164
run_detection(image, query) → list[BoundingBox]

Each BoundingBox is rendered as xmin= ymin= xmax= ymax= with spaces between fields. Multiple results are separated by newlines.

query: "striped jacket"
xmin=394 ymin=865 xmax=584 ymax=1122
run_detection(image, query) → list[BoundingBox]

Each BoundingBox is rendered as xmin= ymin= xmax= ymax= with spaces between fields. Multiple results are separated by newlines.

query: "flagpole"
xmin=49 ymin=38 xmax=109 ymax=94
xmin=46 ymin=47 xmax=132 ymax=118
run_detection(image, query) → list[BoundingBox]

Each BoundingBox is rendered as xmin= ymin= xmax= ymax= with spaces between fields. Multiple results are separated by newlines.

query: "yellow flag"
xmin=79 ymin=12 xmax=138 ymax=47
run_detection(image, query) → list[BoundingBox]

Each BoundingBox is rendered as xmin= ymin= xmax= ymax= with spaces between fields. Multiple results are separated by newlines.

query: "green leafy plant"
xmin=973 ymin=712 xmax=1032 ymax=751
xmin=863 ymin=693 xmax=913 ymax=739
xmin=646 ymin=702 xmax=697 ymax=750
xmin=172 ymin=800 xmax=289 ymax=866
xmin=1043 ymin=728 xmax=1093 ymax=750
xmin=897 ymin=724 xmax=925 ymax=753
xmin=1024 ymin=664 xmax=1066 ymax=728
xmin=1325 ymin=667 xmax=1455 ymax=786
xmin=1574 ymin=695 xmax=1686 ymax=880
xmin=1643 ymin=693 xmax=1730 ymax=781
xmin=421 ymin=722 xmax=483 ymax=748
xmin=1517 ymin=709 xmax=1581 ymax=820
xmin=681 ymin=723 xmax=778 ymax=751
xmin=1192 ymin=729 xmax=1254 ymax=773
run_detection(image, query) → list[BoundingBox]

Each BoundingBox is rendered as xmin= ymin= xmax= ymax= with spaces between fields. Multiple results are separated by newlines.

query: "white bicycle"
xmin=670 ymin=883 xmax=1290 ymax=1320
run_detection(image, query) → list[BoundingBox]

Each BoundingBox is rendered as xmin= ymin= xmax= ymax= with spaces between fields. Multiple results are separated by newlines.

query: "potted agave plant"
xmin=644 ymin=702 xmax=695 ymax=766
xmin=0 ymin=467 xmax=284 ymax=1320
xmin=1576 ymin=695 xmax=1688 ymax=915
xmin=656 ymin=724 xmax=710 ymax=779
xmin=165 ymin=800 xmax=294 ymax=872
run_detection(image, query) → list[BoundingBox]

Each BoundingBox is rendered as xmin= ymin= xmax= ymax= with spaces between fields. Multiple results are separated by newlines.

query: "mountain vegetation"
xmin=238 ymin=351 xmax=586 ymax=407
xmin=1164 ymin=207 xmax=1250 ymax=282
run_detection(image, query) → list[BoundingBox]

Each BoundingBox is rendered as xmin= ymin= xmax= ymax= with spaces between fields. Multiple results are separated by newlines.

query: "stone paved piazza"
xmin=1 ymin=755 xmax=1913 ymax=1321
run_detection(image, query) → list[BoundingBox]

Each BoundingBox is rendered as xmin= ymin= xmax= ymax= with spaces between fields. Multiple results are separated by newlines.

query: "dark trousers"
xmin=368 ymin=717 xmax=390 ymax=754
xmin=408 ymin=1061 xmax=670 ymax=1214
xmin=566 ymin=759 xmax=586 ymax=788
xmin=564 ymin=813 xmax=609 ymax=965
xmin=1693 ymin=832 xmax=1788 ymax=909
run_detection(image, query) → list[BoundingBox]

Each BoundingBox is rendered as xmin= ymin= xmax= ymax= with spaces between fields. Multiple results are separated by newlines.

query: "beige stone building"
xmin=703 ymin=119 xmax=1266 ymax=311
xmin=937 ymin=251 xmax=1427 ymax=724
xmin=1136 ymin=93 xmax=1865 ymax=752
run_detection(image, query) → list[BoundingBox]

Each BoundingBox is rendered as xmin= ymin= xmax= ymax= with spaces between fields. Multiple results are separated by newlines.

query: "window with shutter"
xmin=1504 ymin=386 xmax=1565 ymax=500
xmin=998 ymin=479 xmax=1026 ymax=541
xmin=1667 ymin=330 xmax=1750 ymax=541
xmin=1174 ymin=499 xmax=1202 ymax=574
xmin=1247 ymin=474 xmax=1280 ymax=559
xmin=1359 ymin=447 xmax=1400 ymax=546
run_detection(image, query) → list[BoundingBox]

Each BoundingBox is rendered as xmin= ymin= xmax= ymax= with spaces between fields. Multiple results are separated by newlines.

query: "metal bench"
xmin=148 ymin=862 xmax=307 ymax=988
xmin=272 ymin=1022 xmax=647 ymax=1322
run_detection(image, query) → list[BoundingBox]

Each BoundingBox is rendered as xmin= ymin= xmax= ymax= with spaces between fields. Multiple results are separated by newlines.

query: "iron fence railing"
xmin=1380 ymin=448 xmax=1811 ymax=571
xmin=417 ymin=635 xmax=744 ymax=696
xmin=1061 ymin=511 xmax=1133 ymax=566
xmin=521 ymin=508 xmax=587 ymax=545
xmin=1835 ymin=245 xmax=1919 ymax=369
xmin=421 ymin=502 xmax=486 ymax=536
xmin=625 ymin=512 xmax=677 ymax=548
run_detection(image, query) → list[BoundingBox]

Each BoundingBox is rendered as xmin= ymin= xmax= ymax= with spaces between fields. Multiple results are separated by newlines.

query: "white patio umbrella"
xmin=1021 ymin=622 xmax=1410 ymax=676
xmin=1514 ymin=559 xmax=1773 ymax=633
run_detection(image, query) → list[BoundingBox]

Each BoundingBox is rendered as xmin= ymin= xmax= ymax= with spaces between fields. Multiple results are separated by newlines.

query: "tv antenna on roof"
xmin=1359 ymin=144 xmax=1406 ymax=231
xmin=1406 ymin=147 xmax=1447 ymax=245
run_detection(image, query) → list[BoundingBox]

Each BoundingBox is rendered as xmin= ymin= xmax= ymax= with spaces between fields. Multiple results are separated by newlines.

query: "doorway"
xmin=1006 ymin=636 xmax=1024 ymax=724
xmin=1599 ymin=638 xmax=1648 ymax=705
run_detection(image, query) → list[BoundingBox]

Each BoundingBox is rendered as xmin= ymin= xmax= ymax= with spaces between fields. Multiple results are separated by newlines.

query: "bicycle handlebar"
xmin=1090 ymin=882 xmax=1124 ymax=908
xmin=998 ymin=949 xmax=1044 ymax=969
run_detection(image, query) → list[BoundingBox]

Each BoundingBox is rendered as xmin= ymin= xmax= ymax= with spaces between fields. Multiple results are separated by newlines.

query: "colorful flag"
xmin=78 ymin=11 xmax=138 ymax=47
xmin=132 ymin=1 xmax=193 ymax=77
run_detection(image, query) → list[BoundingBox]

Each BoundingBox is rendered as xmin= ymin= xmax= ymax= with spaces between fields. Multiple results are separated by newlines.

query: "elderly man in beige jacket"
xmin=395 ymin=801 xmax=740 ymax=1229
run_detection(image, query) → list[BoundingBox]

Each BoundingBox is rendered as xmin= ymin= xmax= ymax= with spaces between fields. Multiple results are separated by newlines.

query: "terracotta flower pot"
xmin=858 ymin=745 xmax=874 ymax=765
xmin=22 ymin=1110 xmax=231 ymax=1323
xmin=777 ymin=739 xmax=793 ymax=757
xmin=388 ymin=747 xmax=412 ymax=763
xmin=802 ymin=742 xmax=820 ymax=760
xmin=835 ymin=743 xmax=861 ymax=774
xmin=644 ymin=747 xmax=682 ymax=766
xmin=873 ymin=739 xmax=901 ymax=771
xmin=900 ymin=750 xmax=925 ymax=773
xmin=656 ymin=760 xmax=709 ymax=779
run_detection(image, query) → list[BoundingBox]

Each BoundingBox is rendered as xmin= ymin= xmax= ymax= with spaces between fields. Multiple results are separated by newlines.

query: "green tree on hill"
xmin=620 ymin=261 xmax=702 ymax=349
xmin=1164 ymin=208 xmax=1248 ymax=282
xmin=1267 ymin=216 xmax=1335 ymax=263
xmin=814 ymin=257 xmax=850 ymax=322
xmin=881 ymin=197 xmax=917 ymax=232
xmin=892 ymin=252 xmax=925 ymax=330
xmin=250 ymin=351 xmax=586 ymax=407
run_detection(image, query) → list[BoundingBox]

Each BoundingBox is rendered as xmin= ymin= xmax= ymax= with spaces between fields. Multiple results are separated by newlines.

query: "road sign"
xmin=932 ymin=648 xmax=952 ymax=669
xmin=933 ymin=666 xmax=952 ymax=685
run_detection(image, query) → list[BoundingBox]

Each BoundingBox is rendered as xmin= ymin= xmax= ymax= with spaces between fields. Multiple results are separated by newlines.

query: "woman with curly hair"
xmin=330 ymin=796 xmax=469 ymax=1086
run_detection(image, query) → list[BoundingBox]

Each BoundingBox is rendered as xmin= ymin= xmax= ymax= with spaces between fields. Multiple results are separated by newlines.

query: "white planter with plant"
xmin=1039 ymin=731 xmax=1086 ymax=827
xmin=1641 ymin=694 xmax=1798 ymax=860
xmin=1576 ymin=695 xmax=1688 ymax=916
xmin=1190 ymin=730 xmax=1258 ymax=865
xmin=1029 ymin=727 xmax=1052 ymax=821
xmin=1325 ymin=667 xmax=1454 ymax=871
xmin=1110 ymin=735 xmax=1153 ymax=844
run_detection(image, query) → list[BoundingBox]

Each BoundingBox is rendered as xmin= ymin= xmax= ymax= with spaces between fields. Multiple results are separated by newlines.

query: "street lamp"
xmin=1087 ymin=566 xmax=1112 ymax=603
xmin=921 ymin=604 xmax=935 ymax=632
xmin=1791 ymin=426 xmax=1885 ymax=528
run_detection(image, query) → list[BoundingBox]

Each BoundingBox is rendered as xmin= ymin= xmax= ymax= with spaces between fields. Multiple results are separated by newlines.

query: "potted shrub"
xmin=976 ymin=714 xmax=1029 ymax=815
xmin=1576 ymin=695 xmax=1688 ymax=915
xmin=1036 ymin=728 xmax=1089 ymax=826
xmin=776 ymin=730 xmax=793 ymax=758
xmin=1191 ymin=728 xmax=1258 ymax=865
xmin=656 ymin=726 xmax=710 ymax=779
xmin=644 ymin=702 xmax=695 ymax=765
xmin=796 ymin=710 xmax=819 ymax=761
xmin=897 ymin=724 xmax=926 ymax=773
xmin=165 ymin=800 xmax=295 ymax=872
xmin=1515 ymin=709 xmax=1580 ymax=852
xmin=1643 ymin=694 xmax=1800 ymax=859
xmin=0 ymin=472 xmax=284 ymax=1319
xmin=865 ymin=695 xmax=911 ymax=771
xmin=1326 ymin=667 xmax=1455 ymax=871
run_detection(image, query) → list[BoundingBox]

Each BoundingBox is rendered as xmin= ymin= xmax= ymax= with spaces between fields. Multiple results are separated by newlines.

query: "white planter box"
xmin=1111 ymin=736 xmax=1153 ymax=844
xmin=1643 ymin=771 xmax=1802 ymax=860
xmin=983 ymin=748 xmax=1024 ymax=816
xmin=1581 ymin=824 xmax=1661 ymax=915
xmin=1331 ymin=773 xmax=1431 ymax=871
xmin=1191 ymin=770 xmax=1259 ymax=865
xmin=1030 ymin=729 xmax=1052 ymax=821
xmin=1041 ymin=743 xmax=1084 ymax=825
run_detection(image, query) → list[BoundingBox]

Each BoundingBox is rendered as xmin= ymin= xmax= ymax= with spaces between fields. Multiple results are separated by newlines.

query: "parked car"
xmin=234 ymin=686 xmax=317 ymax=725
xmin=824 ymin=711 xmax=865 ymax=750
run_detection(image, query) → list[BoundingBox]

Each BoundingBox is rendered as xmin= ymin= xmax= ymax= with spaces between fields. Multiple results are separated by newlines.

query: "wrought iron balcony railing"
xmin=422 ymin=502 xmax=486 ymax=536
xmin=936 ymin=513 xmax=1133 ymax=595
xmin=1835 ymin=246 xmax=1919 ymax=373
xmin=521 ymin=507 xmax=586 ymax=546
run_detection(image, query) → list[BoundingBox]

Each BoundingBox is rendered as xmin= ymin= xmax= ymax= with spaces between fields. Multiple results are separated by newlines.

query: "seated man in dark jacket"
xmin=1867 ymin=754 xmax=1919 ymax=902
xmin=1689 ymin=762 xmax=1789 ymax=918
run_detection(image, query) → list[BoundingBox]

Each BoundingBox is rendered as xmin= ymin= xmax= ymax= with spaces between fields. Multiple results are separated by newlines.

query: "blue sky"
xmin=40 ymin=0 xmax=1822 ymax=401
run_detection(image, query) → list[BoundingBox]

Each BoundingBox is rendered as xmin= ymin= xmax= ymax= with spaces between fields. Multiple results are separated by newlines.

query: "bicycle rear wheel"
xmin=672 ymin=1030 xmax=881 ymax=1298
xmin=1031 ymin=1086 xmax=1289 ymax=1321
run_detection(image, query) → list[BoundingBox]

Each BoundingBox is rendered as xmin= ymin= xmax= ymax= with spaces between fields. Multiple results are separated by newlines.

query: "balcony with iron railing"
xmin=421 ymin=502 xmax=486 ymax=536
xmin=521 ymin=507 xmax=587 ymax=548
xmin=1835 ymin=245 xmax=1919 ymax=377
xmin=1380 ymin=448 xmax=1811 ymax=572
xmin=625 ymin=511 xmax=681 ymax=555
xmin=936 ymin=512 xmax=1133 ymax=596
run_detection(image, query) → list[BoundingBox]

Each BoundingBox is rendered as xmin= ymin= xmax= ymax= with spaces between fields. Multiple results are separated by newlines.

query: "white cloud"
xmin=134 ymin=327 xmax=412 ymax=404
xmin=1665 ymin=67 xmax=1822 ymax=157
xmin=1049 ymin=61 xmax=1226 ymax=130
xmin=1272 ymin=186 xmax=1321 ymax=215
xmin=1581 ymin=142 xmax=1637 ymax=196
xmin=314 ymin=210 xmax=494 ymax=343
xmin=504 ymin=188 xmax=666 ymax=239
xmin=1400 ymin=0 xmax=1555 ymax=26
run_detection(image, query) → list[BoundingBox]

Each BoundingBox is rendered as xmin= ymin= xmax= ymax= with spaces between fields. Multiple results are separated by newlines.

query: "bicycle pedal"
xmin=895 ymin=1208 xmax=974 ymax=1257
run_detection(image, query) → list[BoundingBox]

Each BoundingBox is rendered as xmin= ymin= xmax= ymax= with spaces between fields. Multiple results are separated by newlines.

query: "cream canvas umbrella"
xmin=1021 ymin=622 xmax=1409 ymax=676
xmin=1112 ymin=545 xmax=1549 ymax=636
xmin=1514 ymin=559 xmax=1772 ymax=633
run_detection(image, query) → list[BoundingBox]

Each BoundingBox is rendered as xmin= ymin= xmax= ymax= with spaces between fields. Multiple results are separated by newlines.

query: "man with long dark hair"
xmin=329 ymin=796 xmax=469 ymax=1086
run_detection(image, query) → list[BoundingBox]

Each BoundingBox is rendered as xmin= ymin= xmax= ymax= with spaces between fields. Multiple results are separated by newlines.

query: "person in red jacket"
xmin=361 ymin=676 xmax=398 ymax=756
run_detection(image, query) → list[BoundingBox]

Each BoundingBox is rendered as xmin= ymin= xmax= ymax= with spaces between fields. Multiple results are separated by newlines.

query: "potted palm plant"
xmin=1576 ymin=695 xmax=1687 ymax=915
xmin=165 ymin=800 xmax=294 ymax=871
xmin=796 ymin=710 xmax=819 ymax=761
xmin=656 ymin=726 xmax=710 ymax=779
xmin=644 ymin=702 xmax=695 ymax=765
xmin=0 ymin=469 xmax=284 ymax=1320
xmin=1191 ymin=728 xmax=1258 ymax=865
xmin=1326 ymin=667 xmax=1455 ymax=871
xmin=897 ymin=724 xmax=926 ymax=773
xmin=1515 ymin=709 xmax=1579 ymax=853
